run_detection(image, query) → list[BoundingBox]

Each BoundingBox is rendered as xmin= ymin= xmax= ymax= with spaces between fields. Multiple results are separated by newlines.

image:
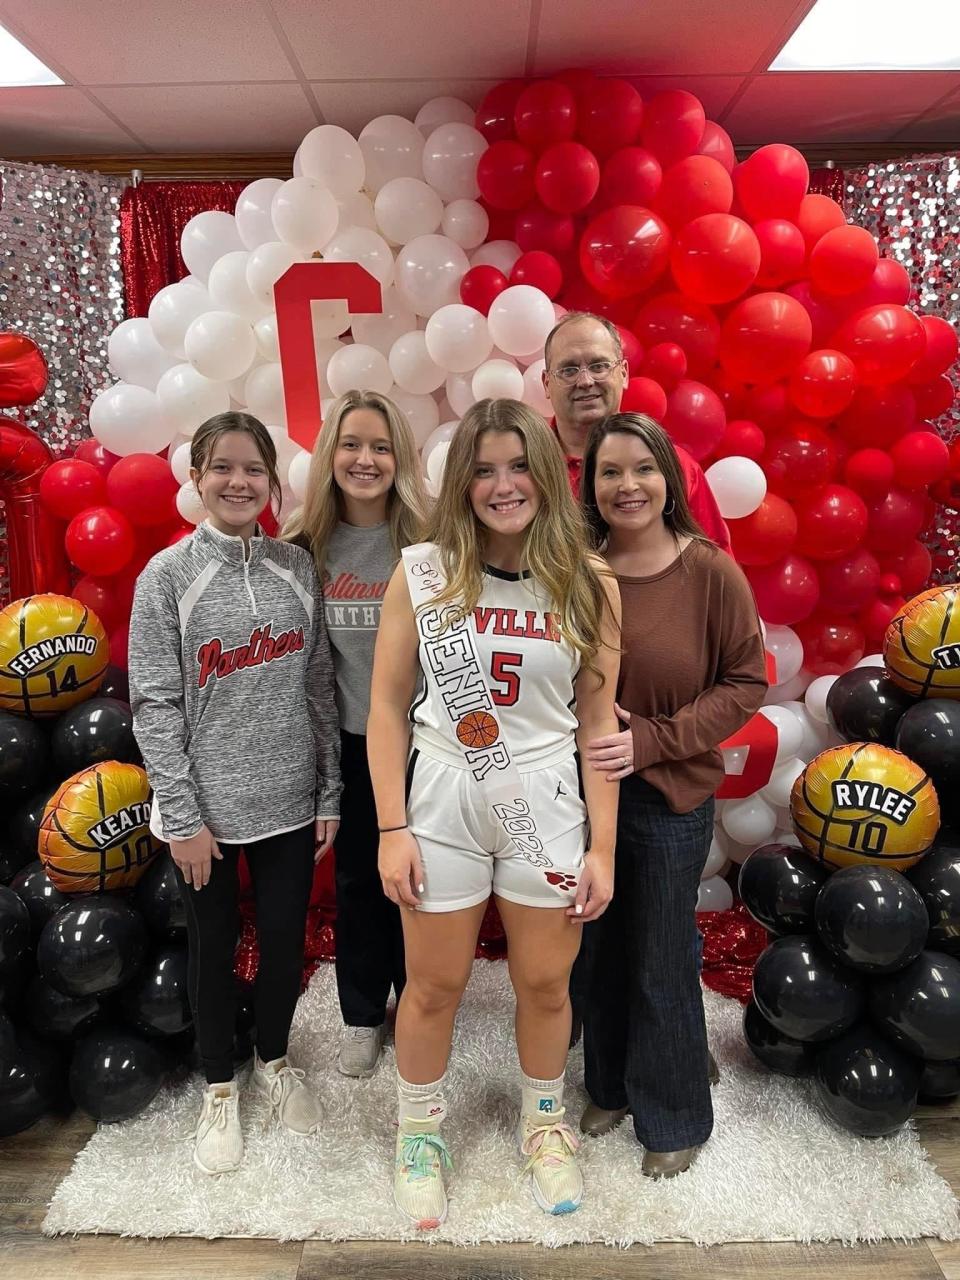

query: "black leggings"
xmin=174 ymin=823 xmax=315 ymax=1084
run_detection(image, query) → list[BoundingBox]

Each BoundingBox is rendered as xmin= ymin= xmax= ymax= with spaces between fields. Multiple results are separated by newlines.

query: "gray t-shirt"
xmin=323 ymin=521 xmax=395 ymax=735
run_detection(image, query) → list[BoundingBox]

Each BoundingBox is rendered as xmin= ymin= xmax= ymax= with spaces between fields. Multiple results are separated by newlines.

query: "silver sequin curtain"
xmin=0 ymin=161 xmax=126 ymax=605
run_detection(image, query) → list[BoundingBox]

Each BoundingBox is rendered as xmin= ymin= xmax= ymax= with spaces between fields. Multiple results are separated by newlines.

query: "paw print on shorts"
xmin=545 ymin=871 xmax=578 ymax=891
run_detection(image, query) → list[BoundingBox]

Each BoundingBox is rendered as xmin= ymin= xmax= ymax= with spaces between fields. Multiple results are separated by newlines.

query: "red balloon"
xmin=615 ymin=325 xmax=644 ymax=371
xmin=65 ymin=506 xmax=136 ymax=576
xmin=788 ymin=349 xmax=858 ymax=419
xmin=514 ymin=80 xmax=576 ymax=148
xmin=39 ymin=459 xmax=107 ymax=521
xmin=715 ymin=418 xmax=766 ymax=461
xmin=670 ymin=213 xmax=760 ymax=305
xmin=747 ymin=554 xmax=820 ymax=625
xmin=865 ymin=487 xmax=927 ymax=554
xmin=740 ymin=383 xmax=791 ymax=432
xmin=860 ymin=593 xmax=907 ymax=652
xmin=510 ymin=251 xmax=563 ymax=299
xmin=795 ymin=613 xmax=865 ymax=675
xmin=841 ymin=258 xmax=912 ymax=312
xmin=663 ymin=378 xmax=726 ymax=459
xmin=0 ymin=332 xmax=48 ymax=407
xmin=809 ymin=226 xmax=879 ymax=297
xmin=879 ymin=542 xmax=932 ymax=596
xmin=71 ymin=574 xmax=134 ymax=632
xmin=167 ymin=526 xmax=193 ymax=548
xmin=634 ymin=291 xmax=720 ymax=379
xmin=753 ymin=219 xmax=806 ymax=288
xmin=817 ymin=549 xmax=881 ymax=614
xmin=577 ymin=79 xmax=644 ymax=156
xmin=734 ymin=145 xmax=809 ymax=223
xmin=475 ymin=80 xmax=526 ymax=143
xmin=834 ymin=304 xmax=926 ymax=386
xmin=640 ymin=341 xmax=687 ymax=390
xmin=697 ymin=121 xmax=736 ymax=174
xmin=74 ymin=438 xmax=120 ymax=477
xmin=795 ymin=194 xmax=846 ymax=251
xmin=907 ymin=315 xmax=959 ymax=384
xmin=535 ymin=141 xmax=600 ymax=214
xmin=476 ymin=141 xmax=535 ymax=211
xmin=654 ymin=155 xmax=733 ymax=228
xmin=109 ymin=625 xmax=130 ymax=672
xmin=719 ymin=292 xmax=813 ymax=385
xmin=912 ymin=374 xmax=956 ymax=421
xmin=836 ymin=383 xmax=916 ymax=450
xmin=479 ymin=198 xmax=516 ymax=242
xmin=793 ymin=483 xmax=868 ymax=561
xmin=621 ymin=376 xmax=668 ymax=419
xmin=459 ymin=265 xmax=508 ymax=315
xmin=782 ymin=280 xmax=843 ymax=348
xmin=514 ymin=203 xmax=576 ymax=256
xmin=843 ymin=448 xmax=895 ymax=503
xmin=890 ymin=430 xmax=950 ymax=489
xmin=107 ymin=452 xmax=179 ymax=528
xmin=641 ymin=90 xmax=705 ymax=167
xmin=600 ymin=147 xmax=662 ymax=207
xmin=580 ymin=205 xmax=671 ymax=300
xmin=728 ymin=493 xmax=798 ymax=565
xmin=764 ymin=419 xmax=838 ymax=498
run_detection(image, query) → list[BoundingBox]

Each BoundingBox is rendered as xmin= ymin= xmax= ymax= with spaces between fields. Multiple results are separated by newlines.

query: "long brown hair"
xmin=190 ymin=411 xmax=281 ymax=512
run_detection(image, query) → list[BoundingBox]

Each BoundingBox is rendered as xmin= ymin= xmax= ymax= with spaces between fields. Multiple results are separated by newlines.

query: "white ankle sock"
xmin=397 ymin=1071 xmax=447 ymax=1125
xmin=521 ymin=1071 xmax=565 ymax=1121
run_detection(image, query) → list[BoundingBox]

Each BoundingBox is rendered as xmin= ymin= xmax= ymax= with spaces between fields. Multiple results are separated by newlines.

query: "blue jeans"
xmin=583 ymin=776 xmax=715 ymax=1151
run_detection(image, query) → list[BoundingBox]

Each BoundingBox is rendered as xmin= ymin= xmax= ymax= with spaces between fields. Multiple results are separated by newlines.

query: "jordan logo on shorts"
xmin=555 ymin=781 xmax=567 ymax=799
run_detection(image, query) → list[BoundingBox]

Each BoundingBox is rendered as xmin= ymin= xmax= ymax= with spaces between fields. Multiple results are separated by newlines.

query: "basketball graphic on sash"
xmin=884 ymin=585 xmax=960 ymax=699
xmin=456 ymin=710 xmax=500 ymax=748
xmin=39 ymin=762 xmax=160 ymax=893
xmin=790 ymin=742 xmax=940 ymax=872
xmin=0 ymin=594 xmax=108 ymax=718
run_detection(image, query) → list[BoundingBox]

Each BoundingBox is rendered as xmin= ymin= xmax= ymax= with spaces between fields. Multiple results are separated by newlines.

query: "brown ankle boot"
xmin=579 ymin=1101 xmax=628 ymax=1137
xmin=642 ymin=1145 xmax=701 ymax=1179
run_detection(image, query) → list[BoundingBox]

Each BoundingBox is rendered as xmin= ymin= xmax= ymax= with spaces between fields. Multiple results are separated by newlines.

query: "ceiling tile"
xmin=895 ymin=88 xmax=960 ymax=144
xmin=310 ymin=79 xmax=490 ymax=135
xmin=0 ymin=87 xmax=141 ymax=155
xmin=623 ymin=75 xmax=744 ymax=121
xmin=272 ymin=0 xmax=530 ymax=79
xmin=93 ymin=83 xmax=316 ymax=152
xmin=0 ymin=0 xmax=296 ymax=83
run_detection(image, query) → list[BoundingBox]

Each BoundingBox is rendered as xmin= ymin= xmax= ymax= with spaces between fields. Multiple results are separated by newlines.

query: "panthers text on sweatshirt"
xmin=128 ymin=520 xmax=340 ymax=844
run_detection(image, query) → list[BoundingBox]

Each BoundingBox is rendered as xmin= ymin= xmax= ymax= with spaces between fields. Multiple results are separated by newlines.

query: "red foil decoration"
xmin=0 ymin=333 xmax=49 ymax=408
xmin=0 ymin=417 xmax=70 ymax=599
xmin=699 ymin=902 xmax=770 ymax=1003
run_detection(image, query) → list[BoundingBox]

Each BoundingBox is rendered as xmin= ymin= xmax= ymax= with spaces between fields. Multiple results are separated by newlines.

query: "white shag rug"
xmin=44 ymin=961 xmax=960 ymax=1246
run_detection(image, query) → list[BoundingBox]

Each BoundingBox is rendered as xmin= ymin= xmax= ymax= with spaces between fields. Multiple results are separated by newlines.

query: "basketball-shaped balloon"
xmin=790 ymin=742 xmax=939 ymax=872
xmin=456 ymin=710 xmax=500 ymax=749
xmin=0 ymin=594 xmax=108 ymax=718
xmin=884 ymin=585 xmax=960 ymax=699
xmin=39 ymin=762 xmax=161 ymax=893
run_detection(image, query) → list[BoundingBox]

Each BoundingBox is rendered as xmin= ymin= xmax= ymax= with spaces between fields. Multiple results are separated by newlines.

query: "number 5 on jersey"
xmin=490 ymin=651 xmax=523 ymax=706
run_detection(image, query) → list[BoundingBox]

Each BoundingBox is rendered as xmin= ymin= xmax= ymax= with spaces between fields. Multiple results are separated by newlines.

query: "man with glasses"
xmin=541 ymin=312 xmax=730 ymax=551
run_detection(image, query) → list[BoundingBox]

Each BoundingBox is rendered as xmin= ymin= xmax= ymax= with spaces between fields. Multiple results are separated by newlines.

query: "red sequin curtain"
xmin=808 ymin=166 xmax=845 ymax=201
xmin=119 ymin=181 xmax=246 ymax=318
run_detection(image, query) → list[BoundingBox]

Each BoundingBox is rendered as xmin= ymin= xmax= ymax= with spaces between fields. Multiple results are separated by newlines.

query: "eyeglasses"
xmin=548 ymin=360 xmax=621 ymax=385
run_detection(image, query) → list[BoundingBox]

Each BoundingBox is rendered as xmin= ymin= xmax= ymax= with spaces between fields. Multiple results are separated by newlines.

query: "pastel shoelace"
xmin=520 ymin=1112 xmax=581 ymax=1179
xmin=398 ymin=1130 xmax=453 ymax=1183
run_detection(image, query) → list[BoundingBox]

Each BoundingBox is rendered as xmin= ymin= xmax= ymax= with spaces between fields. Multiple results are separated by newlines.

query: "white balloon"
xmin=326 ymin=343 xmax=392 ymax=398
xmin=267 ymin=425 xmax=300 ymax=478
xmin=245 ymin=363 xmax=287 ymax=426
xmin=472 ymin=358 xmax=524 ymax=402
xmin=359 ymin=115 xmax=425 ymax=195
xmin=763 ymin=668 xmax=814 ymax=705
xmin=271 ymin=177 xmax=339 ymax=256
xmin=253 ymin=313 xmax=280 ymax=362
xmin=487 ymin=285 xmax=555 ymax=358
xmin=395 ymin=235 xmax=469 ymax=318
xmin=90 ymin=383 xmax=176 ymax=456
xmin=334 ymin=191 xmax=377 ymax=237
xmin=375 ymin=177 xmax=443 ymax=246
xmin=180 ymin=211 xmax=243 ymax=283
xmin=297 ymin=125 xmax=365 ymax=198
xmin=148 ymin=280 xmax=213 ymax=359
xmin=697 ymin=877 xmax=734 ymax=912
xmin=772 ymin=829 xmax=802 ymax=849
xmin=351 ymin=286 xmax=417 ymax=356
xmin=107 ymin=318 xmax=177 ymax=390
xmin=758 ymin=704 xmax=805 ymax=761
xmin=441 ymin=199 xmax=489 ymax=251
xmin=246 ymin=241 xmax=300 ymax=308
xmin=389 ymin=331 xmax=445 ymax=395
xmin=288 ymin=448 xmax=312 ymax=501
xmin=314 ymin=338 xmax=344 ymax=396
xmin=470 ymin=239 xmax=522 ymax=276
xmin=156 ymin=363 xmax=231 ymax=435
xmin=760 ymin=756 xmax=806 ymax=810
xmin=805 ymin=675 xmax=839 ymax=725
xmin=207 ymin=250 xmax=269 ymax=323
xmin=426 ymin=440 xmax=450 ymax=487
xmin=226 ymin=357 xmax=262 ymax=406
xmin=704 ymin=455 xmax=767 ymax=519
xmin=311 ymin=299 xmax=352 ymax=340
xmin=721 ymin=795 xmax=778 ymax=847
xmin=415 ymin=96 xmax=476 ymax=136
xmin=856 ymin=652 xmax=885 ymax=669
xmin=765 ymin=624 xmax=804 ymax=686
xmin=702 ymin=835 xmax=729 ymax=880
xmin=522 ymin=360 xmax=553 ymax=417
xmin=421 ymin=419 xmax=460 ymax=473
xmin=322 ymin=227 xmax=395 ymax=289
xmin=445 ymin=370 xmax=477 ymax=418
xmin=781 ymin=700 xmax=833 ymax=760
xmin=425 ymin=303 xmax=493 ymax=373
xmin=235 ymin=178 xmax=284 ymax=250
xmin=169 ymin=441 xmax=193 ymax=485
xmin=176 ymin=481 xmax=207 ymax=524
xmin=184 ymin=311 xmax=257 ymax=382
xmin=421 ymin=123 xmax=487 ymax=201
xmin=388 ymin=386 xmax=440 ymax=446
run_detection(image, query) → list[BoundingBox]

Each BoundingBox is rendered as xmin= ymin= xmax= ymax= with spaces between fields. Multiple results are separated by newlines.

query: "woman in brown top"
xmin=577 ymin=412 xmax=767 ymax=1178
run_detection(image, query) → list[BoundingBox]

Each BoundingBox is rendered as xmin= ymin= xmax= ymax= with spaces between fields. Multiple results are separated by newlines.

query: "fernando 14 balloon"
xmin=0 ymin=594 xmax=108 ymax=718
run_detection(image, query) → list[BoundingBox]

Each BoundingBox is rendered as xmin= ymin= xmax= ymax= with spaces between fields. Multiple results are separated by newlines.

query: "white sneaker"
xmin=518 ymin=1107 xmax=583 ymax=1215
xmin=252 ymin=1054 xmax=322 ymax=1135
xmin=394 ymin=1117 xmax=452 ymax=1230
xmin=194 ymin=1081 xmax=243 ymax=1175
xmin=338 ymin=1023 xmax=386 ymax=1078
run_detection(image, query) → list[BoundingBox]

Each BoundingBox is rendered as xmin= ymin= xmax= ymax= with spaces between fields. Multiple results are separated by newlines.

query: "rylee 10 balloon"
xmin=752 ymin=934 xmax=865 ymax=1042
xmin=815 ymin=1025 xmax=920 ymax=1137
xmin=814 ymin=865 xmax=929 ymax=974
xmin=69 ymin=1025 xmax=165 ymax=1123
xmin=907 ymin=839 xmax=960 ymax=955
xmin=868 ymin=950 xmax=960 ymax=1061
xmin=743 ymin=1000 xmax=819 ymax=1077
xmin=38 ymin=895 xmax=147 ymax=999
xmin=738 ymin=843 xmax=830 ymax=935
xmin=826 ymin=666 xmax=917 ymax=747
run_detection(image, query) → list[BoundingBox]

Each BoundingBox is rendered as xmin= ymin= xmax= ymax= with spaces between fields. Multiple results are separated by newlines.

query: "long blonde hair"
xmin=282 ymin=390 xmax=428 ymax=572
xmin=426 ymin=398 xmax=612 ymax=677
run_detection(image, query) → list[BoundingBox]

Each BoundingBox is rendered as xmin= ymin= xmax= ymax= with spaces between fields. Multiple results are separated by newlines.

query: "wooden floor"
xmin=3 ymin=1100 xmax=959 ymax=1280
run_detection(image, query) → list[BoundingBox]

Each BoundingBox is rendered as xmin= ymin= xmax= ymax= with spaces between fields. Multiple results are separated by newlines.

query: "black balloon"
xmin=908 ymin=840 xmax=960 ymax=955
xmin=826 ymin=667 xmax=917 ymax=747
xmin=97 ymin=664 xmax=129 ymax=703
xmin=69 ymin=1026 xmax=164 ymax=1122
xmin=919 ymin=1058 xmax=960 ymax=1101
xmin=9 ymin=861 xmax=69 ymax=938
xmin=739 ymin=843 xmax=831 ymax=935
xmin=815 ymin=1024 xmax=920 ymax=1137
xmin=815 ymin=865 xmax=929 ymax=974
xmin=869 ymin=950 xmax=960 ymax=1061
xmin=0 ymin=1010 xmax=16 ymax=1068
xmin=120 ymin=945 xmax=191 ymax=1038
xmin=752 ymin=934 xmax=865 ymax=1042
xmin=0 ymin=1027 xmax=69 ymax=1137
xmin=50 ymin=697 xmax=139 ymax=776
xmin=896 ymin=699 xmax=960 ymax=817
xmin=0 ymin=840 xmax=34 ymax=885
xmin=0 ymin=710 xmax=49 ymax=802
xmin=8 ymin=786 xmax=58 ymax=861
xmin=38 ymin=894 xmax=147 ymax=999
xmin=24 ymin=974 xmax=103 ymax=1041
xmin=0 ymin=949 xmax=34 ymax=1012
xmin=134 ymin=855 xmax=186 ymax=941
xmin=743 ymin=999 xmax=819 ymax=1076
xmin=0 ymin=885 xmax=31 ymax=979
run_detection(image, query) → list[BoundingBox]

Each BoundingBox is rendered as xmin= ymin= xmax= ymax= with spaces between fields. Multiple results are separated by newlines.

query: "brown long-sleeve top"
xmin=617 ymin=539 xmax=768 ymax=813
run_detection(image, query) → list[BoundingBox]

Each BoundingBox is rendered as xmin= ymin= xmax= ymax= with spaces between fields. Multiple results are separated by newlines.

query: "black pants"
xmin=583 ymin=776 xmax=715 ymax=1152
xmin=174 ymin=822 xmax=315 ymax=1084
xmin=334 ymin=731 xmax=405 ymax=1026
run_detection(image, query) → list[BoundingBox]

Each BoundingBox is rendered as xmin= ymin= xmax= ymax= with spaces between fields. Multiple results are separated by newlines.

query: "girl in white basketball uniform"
xmin=369 ymin=399 xmax=621 ymax=1226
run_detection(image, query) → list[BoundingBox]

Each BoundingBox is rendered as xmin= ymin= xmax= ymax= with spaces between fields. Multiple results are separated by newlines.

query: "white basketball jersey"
xmin=411 ymin=565 xmax=580 ymax=769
